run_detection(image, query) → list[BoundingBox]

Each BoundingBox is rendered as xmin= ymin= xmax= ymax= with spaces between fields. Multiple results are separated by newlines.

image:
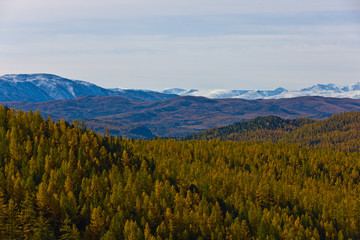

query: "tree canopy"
xmin=0 ymin=105 xmax=359 ymax=239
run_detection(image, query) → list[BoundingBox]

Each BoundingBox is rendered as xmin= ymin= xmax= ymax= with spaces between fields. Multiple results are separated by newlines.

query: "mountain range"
xmin=3 ymin=95 xmax=360 ymax=138
xmin=1 ymin=73 xmax=360 ymax=138
xmin=0 ymin=74 xmax=176 ymax=102
xmin=161 ymin=84 xmax=360 ymax=99
xmin=184 ymin=112 xmax=360 ymax=152
xmin=1 ymin=73 xmax=360 ymax=101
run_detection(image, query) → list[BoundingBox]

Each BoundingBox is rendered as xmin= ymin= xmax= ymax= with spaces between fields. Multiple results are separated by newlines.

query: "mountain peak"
xmin=1 ymin=74 xmax=360 ymax=101
xmin=0 ymin=74 xmax=178 ymax=102
xmin=301 ymin=83 xmax=340 ymax=92
xmin=0 ymin=73 xmax=112 ymax=102
xmin=2 ymin=73 xmax=63 ymax=81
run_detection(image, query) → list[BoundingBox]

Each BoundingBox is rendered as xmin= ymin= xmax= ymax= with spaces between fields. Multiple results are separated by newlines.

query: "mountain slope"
xmin=183 ymin=115 xmax=315 ymax=142
xmin=0 ymin=74 xmax=177 ymax=102
xmin=0 ymin=74 xmax=112 ymax=101
xmin=185 ymin=111 xmax=360 ymax=151
xmin=162 ymin=83 xmax=360 ymax=99
xmin=3 ymin=95 xmax=360 ymax=138
xmin=1 ymin=106 xmax=360 ymax=239
xmin=2 ymin=73 xmax=360 ymax=101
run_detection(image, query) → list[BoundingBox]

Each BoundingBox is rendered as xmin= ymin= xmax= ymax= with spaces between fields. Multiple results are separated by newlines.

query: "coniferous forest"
xmin=185 ymin=112 xmax=360 ymax=152
xmin=1 ymin=105 xmax=360 ymax=239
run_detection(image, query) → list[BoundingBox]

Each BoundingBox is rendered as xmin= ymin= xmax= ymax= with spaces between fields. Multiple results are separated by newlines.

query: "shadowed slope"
xmin=2 ymin=96 xmax=360 ymax=137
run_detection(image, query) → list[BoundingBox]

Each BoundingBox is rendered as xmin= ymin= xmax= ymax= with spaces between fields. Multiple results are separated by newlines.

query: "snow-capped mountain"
xmin=1 ymin=74 xmax=360 ymax=102
xmin=0 ymin=74 xmax=114 ymax=102
xmin=277 ymin=83 xmax=360 ymax=99
xmin=0 ymin=74 xmax=175 ymax=102
xmin=162 ymin=83 xmax=360 ymax=99
xmin=162 ymin=88 xmax=199 ymax=95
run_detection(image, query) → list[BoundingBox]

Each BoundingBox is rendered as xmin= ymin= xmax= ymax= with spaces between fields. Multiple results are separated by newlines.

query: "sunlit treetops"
xmin=0 ymin=105 xmax=359 ymax=239
xmin=185 ymin=112 xmax=360 ymax=152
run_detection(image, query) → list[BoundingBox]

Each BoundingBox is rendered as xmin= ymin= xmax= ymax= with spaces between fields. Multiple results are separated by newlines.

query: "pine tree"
xmin=89 ymin=206 xmax=106 ymax=239
xmin=5 ymin=199 xmax=19 ymax=239
xmin=18 ymin=193 xmax=36 ymax=239
xmin=124 ymin=220 xmax=143 ymax=240
xmin=32 ymin=213 xmax=55 ymax=240
xmin=59 ymin=215 xmax=81 ymax=240
xmin=0 ymin=188 xmax=7 ymax=238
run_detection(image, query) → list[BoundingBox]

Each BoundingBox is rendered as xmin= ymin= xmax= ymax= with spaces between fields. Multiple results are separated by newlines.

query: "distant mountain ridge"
xmin=0 ymin=74 xmax=176 ymax=102
xmin=0 ymin=74 xmax=112 ymax=102
xmin=2 ymin=73 xmax=360 ymax=138
xmin=1 ymin=74 xmax=360 ymax=102
xmin=3 ymin=95 xmax=360 ymax=138
xmin=162 ymin=83 xmax=360 ymax=99
xmin=184 ymin=112 xmax=360 ymax=152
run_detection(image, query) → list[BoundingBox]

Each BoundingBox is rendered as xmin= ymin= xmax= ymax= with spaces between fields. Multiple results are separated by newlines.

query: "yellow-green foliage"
xmin=0 ymin=105 xmax=359 ymax=239
xmin=186 ymin=112 xmax=360 ymax=152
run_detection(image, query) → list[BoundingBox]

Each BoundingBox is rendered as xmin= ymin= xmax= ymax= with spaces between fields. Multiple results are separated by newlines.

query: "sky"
xmin=0 ymin=0 xmax=360 ymax=90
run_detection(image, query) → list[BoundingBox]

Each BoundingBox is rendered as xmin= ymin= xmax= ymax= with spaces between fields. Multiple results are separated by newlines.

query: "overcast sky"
xmin=0 ymin=0 xmax=360 ymax=90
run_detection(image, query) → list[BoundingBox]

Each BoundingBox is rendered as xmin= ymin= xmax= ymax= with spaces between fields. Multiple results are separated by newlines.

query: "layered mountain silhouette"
xmin=184 ymin=112 xmax=360 ymax=152
xmin=0 ymin=74 xmax=176 ymax=102
xmin=1 ymin=73 xmax=360 ymax=138
xmin=3 ymin=95 xmax=360 ymax=138
xmin=1 ymin=74 xmax=360 ymax=102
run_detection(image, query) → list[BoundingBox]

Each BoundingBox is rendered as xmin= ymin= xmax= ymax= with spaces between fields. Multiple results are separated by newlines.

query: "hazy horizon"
xmin=2 ymin=72 xmax=360 ymax=93
xmin=1 ymin=0 xmax=359 ymax=90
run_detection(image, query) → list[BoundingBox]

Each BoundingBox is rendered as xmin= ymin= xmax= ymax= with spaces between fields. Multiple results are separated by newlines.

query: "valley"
xmin=3 ymin=95 xmax=360 ymax=138
xmin=3 ymin=0 xmax=359 ymax=238
xmin=3 ymin=74 xmax=360 ymax=138
xmin=1 ymin=74 xmax=360 ymax=239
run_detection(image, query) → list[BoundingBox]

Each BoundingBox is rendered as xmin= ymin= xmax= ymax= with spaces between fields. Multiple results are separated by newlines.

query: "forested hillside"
xmin=184 ymin=115 xmax=314 ymax=142
xmin=4 ymin=95 xmax=360 ymax=138
xmin=0 ymin=105 xmax=360 ymax=239
xmin=185 ymin=111 xmax=360 ymax=152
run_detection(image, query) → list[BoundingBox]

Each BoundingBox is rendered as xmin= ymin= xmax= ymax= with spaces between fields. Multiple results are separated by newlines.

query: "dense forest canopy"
xmin=0 ymin=105 xmax=359 ymax=239
xmin=185 ymin=112 xmax=360 ymax=152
